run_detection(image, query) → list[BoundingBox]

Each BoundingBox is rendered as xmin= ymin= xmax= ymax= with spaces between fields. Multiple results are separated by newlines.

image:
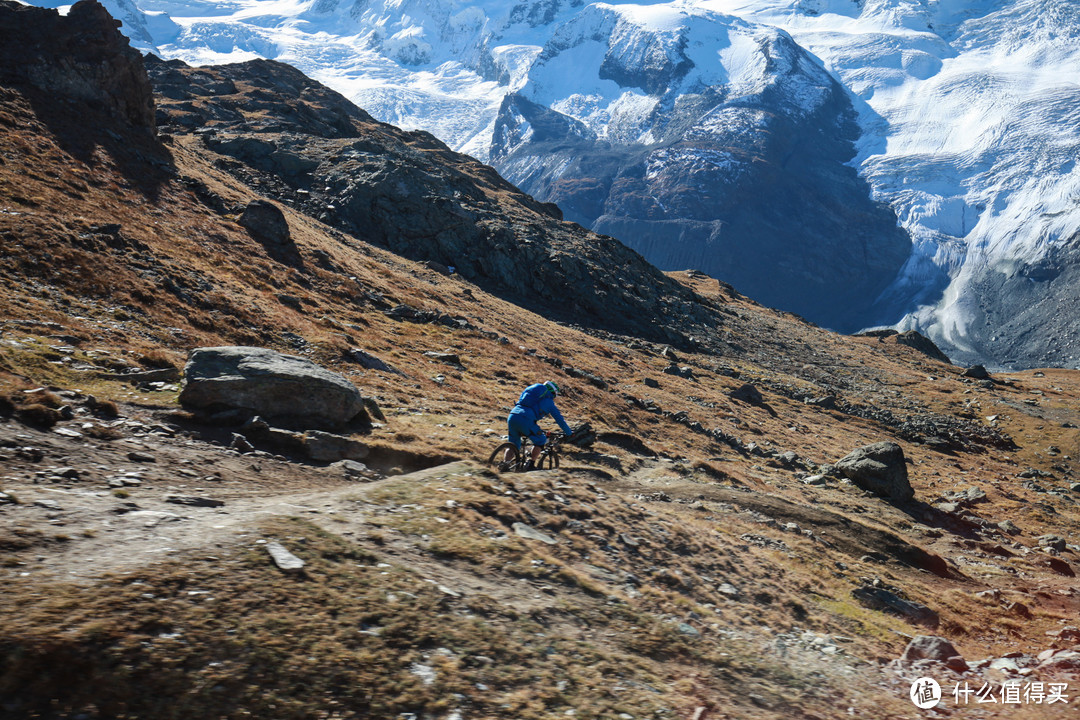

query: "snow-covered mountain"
xmin=487 ymin=4 xmax=911 ymax=330
xmin=36 ymin=0 xmax=1080 ymax=368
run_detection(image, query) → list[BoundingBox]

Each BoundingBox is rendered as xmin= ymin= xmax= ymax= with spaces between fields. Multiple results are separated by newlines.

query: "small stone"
xmin=230 ymin=433 xmax=254 ymax=453
xmin=126 ymin=451 xmax=156 ymax=463
xmin=1047 ymin=626 xmax=1080 ymax=643
xmin=331 ymin=459 xmax=377 ymax=481
xmin=1006 ymin=601 xmax=1032 ymax=619
xmin=677 ymin=623 xmax=700 ymax=638
xmin=944 ymin=656 xmax=969 ymax=673
xmin=34 ymin=499 xmax=62 ymax=510
xmin=729 ymin=383 xmax=763 ymax=404
xmin=166 ymin=495 xmax=224 ymax=508
xmin=1037 ymin=651 xmax=1080 ymax=674
xmin=347 ymin=348 xmax=398 ymax=373
xmin=803 ymin=474 xmax=827 ymax=486
xmin=988 ymin=657 xmax=1020 ymax=673
xmin=53 ymin=427 xmax=83 ymax=438
xmin=997 ymin=520 xmax=1021 ymax=535
xmin=717 ymin=582 xmax=740 ymax=598
xmin=108 ymin=476 xmax=142 ymax=487
xmin=1047 ymin=557 xmax=1075 ymax=577
xmin=266 ymin=541 xmax=305 ymax=573
xmin=902 ymin=635 xmax=962 ymax=664
xmin=1038 ymin=534 xmax=1067 ymax=552
xmin=512 ymin=522 xmax=558 ymax=545
xmin=304 ymin=430 xmax=368 ymax=462
xmin=423 ymin=351 xmax=463 ymax=367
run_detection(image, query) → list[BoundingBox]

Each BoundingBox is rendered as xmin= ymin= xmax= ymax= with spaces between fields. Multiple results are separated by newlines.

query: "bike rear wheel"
xmin=488 ymin=442 xmax=520 ymax=472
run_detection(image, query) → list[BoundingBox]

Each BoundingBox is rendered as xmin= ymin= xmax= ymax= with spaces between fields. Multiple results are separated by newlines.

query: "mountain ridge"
xmin=72 ymin=0 xmax=1080 ymax=370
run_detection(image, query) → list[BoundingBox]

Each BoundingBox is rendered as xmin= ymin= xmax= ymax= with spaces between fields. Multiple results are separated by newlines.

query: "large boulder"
xmin=180 ymin=346 xmax=364 ymax=429
xmin=239 ymin=200 xmax=290 ymax=246
xmin=835 ymin=441 xmax=914 ymax=502
xmin=238 ymin=200 xmax=300 ymax=265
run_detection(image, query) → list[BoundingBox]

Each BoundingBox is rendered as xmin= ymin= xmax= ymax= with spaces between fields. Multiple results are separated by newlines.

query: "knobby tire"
xmin=488 ymin=442 xmax=520 ymax=472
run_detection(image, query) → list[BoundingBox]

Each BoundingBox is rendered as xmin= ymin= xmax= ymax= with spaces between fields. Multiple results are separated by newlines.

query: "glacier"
xmin=32 ymin=0 xmax=1080 ymax=368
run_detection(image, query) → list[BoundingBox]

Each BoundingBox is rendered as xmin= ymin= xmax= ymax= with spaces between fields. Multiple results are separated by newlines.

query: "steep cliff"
xmin=0 ymin=0 xmax=154 ymax=130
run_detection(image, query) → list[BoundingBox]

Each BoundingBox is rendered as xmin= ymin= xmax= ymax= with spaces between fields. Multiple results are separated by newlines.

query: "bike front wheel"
xmin=538 ymin=450 xmax=560 ymax=470
xmin=487 ymin=442 xmax=520 ymax=472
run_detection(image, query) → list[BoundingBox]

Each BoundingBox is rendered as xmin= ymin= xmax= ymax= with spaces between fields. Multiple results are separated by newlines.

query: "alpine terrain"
xmin=33 ymin=0 xmax=1080 ymax=369
xmin=2 ymin=2 xmax=1080 ymax=719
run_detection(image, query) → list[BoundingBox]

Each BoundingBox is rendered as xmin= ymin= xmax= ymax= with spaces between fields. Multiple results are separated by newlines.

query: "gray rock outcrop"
xmin=901 ymin=635 xmax=962 ymax=664
xmin=835 ymin=441 xmax=914 ymax=502
xmin=852 ymin=585 xmax=938 ymax=626
xmin=180 ymin=346 xmax=365 ymax=429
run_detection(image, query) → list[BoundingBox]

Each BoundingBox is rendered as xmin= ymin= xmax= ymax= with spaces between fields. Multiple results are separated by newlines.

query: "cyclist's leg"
xmin=506 ymin=415 xmax=525 ymax=463
xmin=526 ymin=426 xmax=546 ymax=463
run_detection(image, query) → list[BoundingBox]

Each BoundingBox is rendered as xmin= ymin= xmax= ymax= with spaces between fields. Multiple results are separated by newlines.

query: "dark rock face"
xmin=895 ymin=330 xmax=951 ymax=363
xmin=147 ymin=59 xmax=725 ymax=351
xmin=238 ymin=200 xmax=297 ymax=263
xmin=180 ymin=346 xmax=365 ymax=430
xmin=0 ymin=0 xmax=154 ymax=130
xmin=488 ymin=13 xmax=911 ymax=333
xmin=835 ymin=441 xmax=914 ymax=502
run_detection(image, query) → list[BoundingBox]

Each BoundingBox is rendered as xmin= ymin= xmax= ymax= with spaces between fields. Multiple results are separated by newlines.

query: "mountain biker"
xmin=505 ymin=380 xmax=574 ymax=471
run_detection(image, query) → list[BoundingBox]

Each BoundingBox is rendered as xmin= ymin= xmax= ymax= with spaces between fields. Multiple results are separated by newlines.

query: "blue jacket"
xmin=510 ymin=383 xmax=573 ymax=435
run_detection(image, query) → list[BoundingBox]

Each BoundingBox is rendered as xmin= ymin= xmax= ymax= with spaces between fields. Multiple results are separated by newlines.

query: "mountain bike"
xmin=487 ymin=432 xmax=564 ymax=472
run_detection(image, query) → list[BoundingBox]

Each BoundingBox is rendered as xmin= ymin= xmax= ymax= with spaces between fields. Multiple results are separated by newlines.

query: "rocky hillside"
xmin=144 ymin=53 xmax=722 ymax=352
xmin=92 ymin=0 xmax=1080 ymax=369
xmin=1 ymin=3 xmax=1079 ymax=719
